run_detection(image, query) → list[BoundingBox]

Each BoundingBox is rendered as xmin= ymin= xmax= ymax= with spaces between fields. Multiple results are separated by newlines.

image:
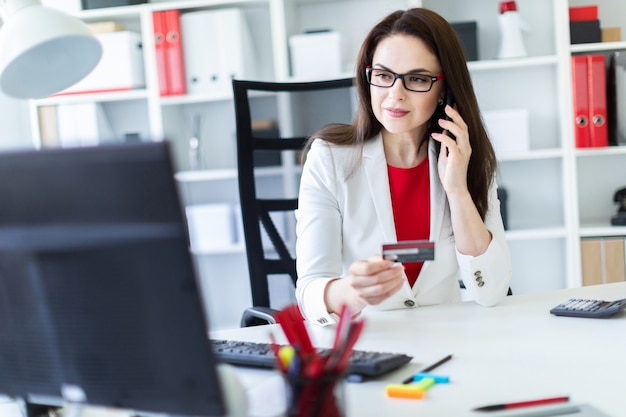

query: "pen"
xmin=402 ymin=354 xmax=453 ymax=384
xmin=473 ymin=396 xmax=570 ymax=412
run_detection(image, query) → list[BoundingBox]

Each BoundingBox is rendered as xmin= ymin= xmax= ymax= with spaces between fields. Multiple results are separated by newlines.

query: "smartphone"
xmin=443 ymin=90 xmax=456 ymax=140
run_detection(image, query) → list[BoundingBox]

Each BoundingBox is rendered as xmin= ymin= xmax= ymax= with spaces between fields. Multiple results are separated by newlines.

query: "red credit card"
xmin=382 ymin=240 xmax=435 ymax=263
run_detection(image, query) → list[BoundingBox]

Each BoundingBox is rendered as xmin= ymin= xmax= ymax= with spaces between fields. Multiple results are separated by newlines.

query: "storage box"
xmin=569 ymin=5 xmax=598 ymax=22
xmin=81 ymin=0 xmax=146 ymax=9
xmin=56 ymin=31 xmax=145 ymax=95
xmin=451 ymin=21 xmax=478 ymax=61
xmin=289 ymin=31 xmax=343 ymax=78
xmin=602 ymin=27 xmax=622 ymax=43
xmin=483 ymin=109 xmax=530 ymax=157
xmin=570 ymin=20 xmax=601 ymax=44
xmin=186 ymin=204 xmax=237 ymax=252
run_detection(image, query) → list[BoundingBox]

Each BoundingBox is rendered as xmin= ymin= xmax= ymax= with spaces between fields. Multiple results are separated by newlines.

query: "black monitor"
xmin=0 ymin=142 xmax=226 ymax=417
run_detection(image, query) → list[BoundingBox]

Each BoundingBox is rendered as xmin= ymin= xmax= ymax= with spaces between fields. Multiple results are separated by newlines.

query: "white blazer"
xmin=295 ymin=135 xmax=512 ymax=326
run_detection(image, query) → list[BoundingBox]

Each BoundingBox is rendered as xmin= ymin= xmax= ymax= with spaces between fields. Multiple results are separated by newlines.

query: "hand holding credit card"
xmin=382 ymin=240 xmax=435 ymax=263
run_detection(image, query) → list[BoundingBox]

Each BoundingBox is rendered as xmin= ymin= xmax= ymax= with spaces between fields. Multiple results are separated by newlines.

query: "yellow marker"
xmin=385 ymin=384 xmax=425 ymax=399
xmin=278 ymin=345 xmax=296 ymax=369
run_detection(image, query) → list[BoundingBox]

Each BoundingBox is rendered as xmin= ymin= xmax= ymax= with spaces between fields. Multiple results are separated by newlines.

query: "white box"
xmin=289 ymin=31 xmax=343 ymax=79
xmin=55 ymin=102 xmax=114 ymax=147
xmin=483 ymin=109 xmax=530 ymax=157
xmin=57 ymin=31 xmax=145 ymax=95
xmin=181 ymin=9 xmax=257 ymax=95
xmin=186 ymin=204 xmax=237 ymax=252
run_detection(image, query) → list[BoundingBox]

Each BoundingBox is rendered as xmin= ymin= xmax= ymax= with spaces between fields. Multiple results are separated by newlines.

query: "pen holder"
xmin=284 ymin=372 xmax=346 ymax=417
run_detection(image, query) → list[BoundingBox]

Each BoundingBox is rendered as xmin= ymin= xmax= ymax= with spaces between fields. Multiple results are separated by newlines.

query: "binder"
xmin=571 ymin=55 xmax=590 ymax=148
xmin=152 ymin=11 xmax=169 ymax=96
xmin=180 ymin=8 xmax=257 ymax=95
xmin=163 ymin=9 xmax=186 ymax=96
xmin=608 ymin=51 xmax=626 ymax=145
xmin=587 ymin=54 xmax=608 ymax=147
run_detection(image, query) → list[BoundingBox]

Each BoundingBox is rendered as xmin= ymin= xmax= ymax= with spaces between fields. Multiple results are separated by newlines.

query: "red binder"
xmin=152 ymin=11 xmax=169 ymax=96
xmin=587 ymin=54 xmax=608 ymax=147
xmin=163 ymin=9 xmax=186 ymax=96
xmin=571 ymin=55 xmax=590 ymax=148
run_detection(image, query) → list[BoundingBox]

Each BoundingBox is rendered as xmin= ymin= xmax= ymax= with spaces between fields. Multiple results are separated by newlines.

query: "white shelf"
xmin=579 ymin=223 xmax=626 ymax=237
xmin=34 ymin=89 xmax=149 ymax=106
xmin=575 ymin=146 xmax=626 ymax=158
xmin=467 ymin=55 xmax=559 ymax=72
xmin=570 ymin=40 xmax=626 ymax=54
xmin=191 ymin=244 xmax=246 ymax=255
xmin=175 ymin=166 xmax=286 ymax=183
xmin=498 ymin=148 xmax=563 ymax=162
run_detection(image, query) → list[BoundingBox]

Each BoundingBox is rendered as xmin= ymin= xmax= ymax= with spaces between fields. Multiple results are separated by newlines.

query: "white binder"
xmin=181 ymin=8 xmax=257 ymax=95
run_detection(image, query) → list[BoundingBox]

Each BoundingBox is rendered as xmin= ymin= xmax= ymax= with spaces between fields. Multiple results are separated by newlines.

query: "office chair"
xmin=233 ymin=77 xmax=356 ymax=327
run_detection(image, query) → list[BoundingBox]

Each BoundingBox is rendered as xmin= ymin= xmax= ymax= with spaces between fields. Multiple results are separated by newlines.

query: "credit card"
xmin=382 ymin=240 xmax=435 ymax=263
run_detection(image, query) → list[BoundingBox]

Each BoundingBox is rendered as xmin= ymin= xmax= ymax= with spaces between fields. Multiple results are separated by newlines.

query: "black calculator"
xmin=550 ymin=298 xmax=626 ymax=318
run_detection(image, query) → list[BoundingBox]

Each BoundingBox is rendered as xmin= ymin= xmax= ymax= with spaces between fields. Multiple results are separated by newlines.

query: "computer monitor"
xmin=0 ymin=142 xmax=226 ymax=416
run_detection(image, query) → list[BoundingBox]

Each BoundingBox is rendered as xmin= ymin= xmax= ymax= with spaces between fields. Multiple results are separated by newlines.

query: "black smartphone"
xmin=443 ymin=90 xmax=456 ymax=140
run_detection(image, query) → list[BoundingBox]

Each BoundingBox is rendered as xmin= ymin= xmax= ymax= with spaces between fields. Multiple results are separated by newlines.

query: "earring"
xmin=438 ymin=98 xmax=444 ymax=105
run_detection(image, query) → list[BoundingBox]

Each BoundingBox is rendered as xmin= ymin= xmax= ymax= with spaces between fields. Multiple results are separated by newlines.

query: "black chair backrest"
xmin=233 ymin=78 xmax=355 ymax=310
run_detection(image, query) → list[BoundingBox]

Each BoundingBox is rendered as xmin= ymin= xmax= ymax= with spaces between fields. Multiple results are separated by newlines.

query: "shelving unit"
xmin=23 ymin=0 xmax=626 ymax=328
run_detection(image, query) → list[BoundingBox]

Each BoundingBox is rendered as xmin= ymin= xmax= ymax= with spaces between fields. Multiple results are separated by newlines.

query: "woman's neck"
xmin=383 ymin=131 xmax=428 ymax=168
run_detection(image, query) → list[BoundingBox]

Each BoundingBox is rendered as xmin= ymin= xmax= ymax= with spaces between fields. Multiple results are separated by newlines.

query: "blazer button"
xmin=404 ymin=299 xmax=415 ymax=307
xmin=317 ymin=317 xmax=328 ymax=324
xmin=477 ymin=281 xmax=485 ymax=287
xmin=474 ymin=270 xmax=482 ymax=277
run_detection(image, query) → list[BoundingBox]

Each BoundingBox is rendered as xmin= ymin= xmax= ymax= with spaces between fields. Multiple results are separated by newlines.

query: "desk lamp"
xmin=0 ymin=0 xmax=102 ymax=98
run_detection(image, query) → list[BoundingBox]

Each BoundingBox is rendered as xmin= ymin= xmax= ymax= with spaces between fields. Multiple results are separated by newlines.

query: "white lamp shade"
xmin=0 ymin=4 xmax=102 ymax=99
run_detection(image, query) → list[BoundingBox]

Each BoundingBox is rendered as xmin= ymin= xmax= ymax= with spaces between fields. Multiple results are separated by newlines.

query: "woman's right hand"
xmin=324 ymin=255 xmax=405 ymax=315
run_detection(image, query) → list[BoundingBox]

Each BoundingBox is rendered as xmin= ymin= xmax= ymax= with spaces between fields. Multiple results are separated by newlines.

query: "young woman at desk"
xmin=295 ymin=8 xmax=512 ymax=326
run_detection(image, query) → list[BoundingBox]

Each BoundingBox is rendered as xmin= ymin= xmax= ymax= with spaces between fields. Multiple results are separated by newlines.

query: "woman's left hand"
xmin=431 ymin=105 xmax=471 ymax=196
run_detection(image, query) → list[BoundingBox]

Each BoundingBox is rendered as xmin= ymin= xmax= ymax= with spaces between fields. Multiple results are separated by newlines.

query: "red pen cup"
xmin=284 ymin=372 xmax=346 ymax=417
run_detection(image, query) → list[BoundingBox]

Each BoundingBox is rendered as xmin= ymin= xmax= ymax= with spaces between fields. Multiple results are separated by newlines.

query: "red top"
xmin=387 ymin=159 xmax=430 ymax=287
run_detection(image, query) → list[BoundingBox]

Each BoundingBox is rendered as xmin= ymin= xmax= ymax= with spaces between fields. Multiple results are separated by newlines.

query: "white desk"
xmin=1 ymin=283 xmax=623 ymax=417
xmin=214 ymin=282 xmax=626 ymax=417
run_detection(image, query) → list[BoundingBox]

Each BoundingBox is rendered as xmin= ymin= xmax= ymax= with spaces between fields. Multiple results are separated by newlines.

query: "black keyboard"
xmin=210 ymin=339 xmax=412 ymax=377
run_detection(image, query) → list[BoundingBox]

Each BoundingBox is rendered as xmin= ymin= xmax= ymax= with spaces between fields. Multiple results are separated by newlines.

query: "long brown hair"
xmin=303 ymin=8 xmax=497 ymax=220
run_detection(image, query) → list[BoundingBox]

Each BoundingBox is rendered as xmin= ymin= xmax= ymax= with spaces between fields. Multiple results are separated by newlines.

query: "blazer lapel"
xmin=422 ymin=139 xmax=446 ymax=276
xmin=362 ymin=135 xmax=397 ymax=242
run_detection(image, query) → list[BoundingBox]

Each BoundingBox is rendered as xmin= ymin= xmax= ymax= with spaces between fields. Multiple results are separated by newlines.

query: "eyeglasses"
xmin=365 ymin=67 xmax=444 ymax=92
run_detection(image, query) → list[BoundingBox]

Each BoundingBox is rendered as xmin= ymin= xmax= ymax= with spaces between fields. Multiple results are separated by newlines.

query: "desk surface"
xmin=214 ymin=282 xmax=626 ymax=417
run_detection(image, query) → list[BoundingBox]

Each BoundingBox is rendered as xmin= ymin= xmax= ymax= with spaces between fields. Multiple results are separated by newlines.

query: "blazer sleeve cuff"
xmin=297 ymin=277 xmax=339 ymax=326
xmin=456 ymin=235 xmax=511 ymax=306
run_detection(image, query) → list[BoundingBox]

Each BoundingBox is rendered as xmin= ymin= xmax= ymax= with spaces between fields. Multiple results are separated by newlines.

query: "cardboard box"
xmin=56 ymin=31 xmax=145 ymax=95
xmin=289 ymin=31 xmax=343 ymax=78
xmin=483 ymin=109 xmax=530 ymax=157
xmin=602 ymin=27 xmax=622 ymax=43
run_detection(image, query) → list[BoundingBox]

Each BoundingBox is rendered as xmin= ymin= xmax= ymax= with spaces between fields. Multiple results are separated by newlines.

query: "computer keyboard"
xmin=210 ymin=339 xmax=412 ymax=377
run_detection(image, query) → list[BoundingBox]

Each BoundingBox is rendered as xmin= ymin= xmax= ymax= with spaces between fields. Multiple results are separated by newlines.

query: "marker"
xmin=402 ymin=354 xmax=453 ymax=384
xmin=473 ymin=396 xmax=570 ymax=412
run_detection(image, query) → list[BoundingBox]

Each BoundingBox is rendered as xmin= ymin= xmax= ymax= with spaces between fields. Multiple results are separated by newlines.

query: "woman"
xmin=295 ymin=8 xmax=511 ymax=326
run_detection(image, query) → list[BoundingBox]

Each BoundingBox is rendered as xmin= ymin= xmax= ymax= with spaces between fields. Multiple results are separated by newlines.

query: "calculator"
xmin=550 ymin=298 xmax=626 ymax=318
